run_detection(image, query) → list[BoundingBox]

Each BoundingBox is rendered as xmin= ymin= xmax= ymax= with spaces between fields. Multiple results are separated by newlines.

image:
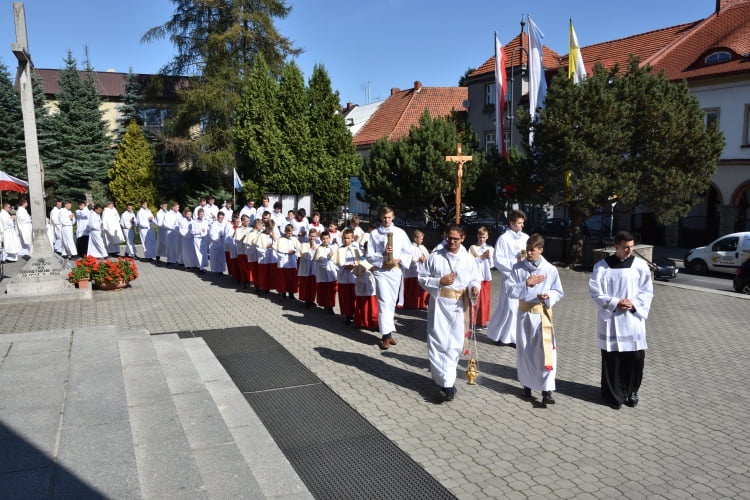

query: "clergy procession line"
xmin=1 ymin=196 xmax=653 ymax=408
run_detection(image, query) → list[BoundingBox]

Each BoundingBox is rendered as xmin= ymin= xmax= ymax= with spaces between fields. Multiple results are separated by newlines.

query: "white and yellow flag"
xmin=569 ymin=19 xmax=586 ymax=84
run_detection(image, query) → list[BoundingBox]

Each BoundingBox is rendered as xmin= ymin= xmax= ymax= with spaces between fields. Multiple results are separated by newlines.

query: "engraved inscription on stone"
xmin=17 ymin=257 xmax=62 ymax=278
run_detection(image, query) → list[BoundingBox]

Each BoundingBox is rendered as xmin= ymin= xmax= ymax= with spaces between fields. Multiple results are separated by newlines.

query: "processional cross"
xmin=445 ymin=143 xmax=473 ymax=224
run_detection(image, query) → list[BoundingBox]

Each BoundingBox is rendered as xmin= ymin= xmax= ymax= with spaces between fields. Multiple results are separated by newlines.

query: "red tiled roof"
xmin=649 ymin=2 xmax=750 ymax=80
xmin=34 ymin=68 xmax=185 ymax=100
xmin=353 ymin=83 xmax=468 ymax=147
xmin=557 ymin=22 xmax=699 ymax=76
xmin=468 ymin=33 xmax=562 ymax=78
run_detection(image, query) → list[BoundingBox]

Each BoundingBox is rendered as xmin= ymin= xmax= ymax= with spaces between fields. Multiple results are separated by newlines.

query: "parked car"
xmin=685 ymin=232 xmax=750 ymax=275
xmin=733 ymin=258 xmax=750 ymax=294
xmin=652 ymin=256 xmax=679 ymax=281
xmin=533 ymin=218 xmax=572 ymax=238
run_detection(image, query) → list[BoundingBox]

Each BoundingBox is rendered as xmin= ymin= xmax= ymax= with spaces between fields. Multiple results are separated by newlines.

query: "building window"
xmin=704 ymin=108 xmax=720 ymax=129
xmin=744 ymin=105 xmax=750 ymax=147
xmin=704 ymin=51 xmax=731 ymax=65
xmin=140 ymin=107 xmax=172 ymax=136
xmin=484 ymin=132 xmax=496 ymax=155
xmin=486 ymin=83 xmax=496 ymax=106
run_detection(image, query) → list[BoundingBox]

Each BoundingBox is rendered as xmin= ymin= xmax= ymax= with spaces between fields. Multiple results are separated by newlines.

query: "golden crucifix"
xmin=445 ymin=143 xmax=473 ymax=224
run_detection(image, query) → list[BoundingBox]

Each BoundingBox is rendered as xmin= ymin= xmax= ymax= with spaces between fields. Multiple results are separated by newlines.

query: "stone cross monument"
xmin=4 ymin=2 xmax=85 ymax=298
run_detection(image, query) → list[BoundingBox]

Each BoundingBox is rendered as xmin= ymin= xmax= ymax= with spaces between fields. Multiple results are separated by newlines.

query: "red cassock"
xmin=316 ymin=281 xmax=337 ymax=308
xmin=475 ymin=280 xmax=491 ymax=328
xmin=354 ymin=296 xmax=379 ymax=329
xmin=402 ymin=277 xmax=428 ymax=309
xmin=298 ymin=275 xmax=316 ymax=303
xmin=277 ymin=267 xmax=298 ymax=294
xmin=338 ymin=283 xmax=356 ymax=318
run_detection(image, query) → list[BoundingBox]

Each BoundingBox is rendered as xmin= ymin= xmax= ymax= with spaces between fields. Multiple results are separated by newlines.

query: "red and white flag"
xmin=494 ymin=34 xmax=508 ymax=158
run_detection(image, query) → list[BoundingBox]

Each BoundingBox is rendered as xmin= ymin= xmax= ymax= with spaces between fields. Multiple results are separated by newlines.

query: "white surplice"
xmin=418 ymin=246 xmax=481 ymax=389
xmin=486 ymin=228 xmax=529 ymax=344
xmin=507 ymin=257 xmax=564 ymax=391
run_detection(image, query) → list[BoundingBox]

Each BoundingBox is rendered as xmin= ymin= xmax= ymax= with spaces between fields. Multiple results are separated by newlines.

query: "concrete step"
xmin=149 ymin=333 xmax=266 ymax=499
xmin=57 ymin=325 xmax=141 ymax=498
xmin=180 ymin=336 xmax=312 ymax=500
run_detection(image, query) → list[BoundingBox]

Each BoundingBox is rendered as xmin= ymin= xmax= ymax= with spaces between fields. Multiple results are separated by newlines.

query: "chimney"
xmin=345 ymin=102 xmax=354 ymax=113
xmin=390 ymin=87 xmax=400 ymax=96
xmin=414 ymin=80 xmax=423 ymax=92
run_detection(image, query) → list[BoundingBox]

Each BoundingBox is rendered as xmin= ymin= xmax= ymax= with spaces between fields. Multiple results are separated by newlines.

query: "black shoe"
xmin=345 ymin=317 xmax=354 ymax=325
xmin=326 ymin=307 xmax=334 ymax=314
xmin=439 ymin=386 xmax=456 ymax=402
xmin=625 ymin=392 xmax=639 ymax=407
xmin=541 ymin=391 xmax=555 ymax=405
xmin=522 ymin=387 xmax=532 ymax=398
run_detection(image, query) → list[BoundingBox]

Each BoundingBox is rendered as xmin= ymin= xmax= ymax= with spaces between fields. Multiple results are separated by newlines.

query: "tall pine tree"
xmin=109 ymin=122 xmax=158 ymax=211
xmin=46 ymin=51 xmax=113 ymax=202
xmin=142 ymin=0 xmax=299 ymax=177
xmin=306 ymin=64 xmax=359 ymax=211
xmin=0 ymin=60 xmax=25 ymax=179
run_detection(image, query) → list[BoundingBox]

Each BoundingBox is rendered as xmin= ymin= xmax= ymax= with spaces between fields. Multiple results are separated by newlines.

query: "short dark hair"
xmin=274 ymin=201 xmax=282 ymax=210
xmin=445 ymin=223 xmax=465 ymax=237
xmin=508 ymin=209 xmax=526 ymax=223
xmin=527 ymin=233 xmax=545 ymax=249
xmin=614 ymin=231 xmax=635 ymax=245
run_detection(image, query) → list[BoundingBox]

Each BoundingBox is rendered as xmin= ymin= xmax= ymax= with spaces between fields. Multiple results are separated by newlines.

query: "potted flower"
xmin=68 ymin=255 xmax=96 ymax=288
xmin=90 ymin=257 xmax=139 ymax=290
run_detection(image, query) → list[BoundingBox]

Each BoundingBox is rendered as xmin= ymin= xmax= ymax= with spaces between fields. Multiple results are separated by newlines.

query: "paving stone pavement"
xmin=1 ymin=258 xmax=749 ymax=498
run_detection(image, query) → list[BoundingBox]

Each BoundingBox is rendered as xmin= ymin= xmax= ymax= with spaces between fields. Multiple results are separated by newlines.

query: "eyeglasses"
xmin=446 ymin=237 xmax=462 ymax=242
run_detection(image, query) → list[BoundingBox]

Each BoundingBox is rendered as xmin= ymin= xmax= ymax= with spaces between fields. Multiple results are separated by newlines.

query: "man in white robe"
xmin=589 ymin=231 xmax=653 ymax=410
xmin=418 ymin=224 xmax=480 ymax=402
xmin=136 ymin=200 xmax=157 ymax=261
xmin=86 ymin=204 xmax=108 ymax=259
xmin=239 ymin=199 xmax=257 ymax=224
xmin=365 ymin=206 xmax=413 ymax=349
xmin=102 ymin=201 xmax=124 ymax=256
xmin=15 ymin=199 xmax=33 ymax=256
xmin=507 ymin=234 xmax=564 ymax=405
xmin=75 ymin=201 xmax=91 ymax=257
xmin=155 ymin=201 xmax=169 ymax=262
xmin=165 ymin=202 xmax=182 ymax=266
xmin=50 ymin=200 xmax=63 ymax=254
xmin=208 ymin=211 xmax=227 ymax=274
xmin=486 ymin=209 xmax=529 ymax=346
xmin=1 ymin=202 xmax=22 ymax=262
xmin=59 ymin=201 xmax=77 ymax=259
xmin=120 ymin=203 xmax=137 ymax=258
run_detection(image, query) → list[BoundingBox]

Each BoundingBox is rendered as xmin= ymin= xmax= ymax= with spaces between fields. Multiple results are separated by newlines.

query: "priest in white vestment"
xmin=1 ymin=203 xmax=22 ymax=262
xmin=102 ymin=202 xmax=124 ymax=256
xmin=136 ymin=200 xmax=157 ymax=260
xmin=418 ymin=224 xmax=480 ymax=402
xmin=86 ymin=205 xmax=108 ymax=259
xmin=15 ymin=199 xmax=33 ymax=256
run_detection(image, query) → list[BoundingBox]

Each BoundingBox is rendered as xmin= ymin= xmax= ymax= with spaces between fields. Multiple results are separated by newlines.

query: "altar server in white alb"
xmin=102 ymin=201 xmax=124 ymax=256
xmin=365 ymin=206 xmax=413 ymax=350
xmin=155 ymin=201 xmax=169 ymax=263
xmin=589 ymin=231 xmax=653 ymax=410
xmin=86 ymin=204 xmax=108 ymax=259
xmin=136 ymin=200 xmax=157 ymax=261
xmin=120 ymin=203 xmax=137 ymax=258
xmin=507 ymin=234 xmax=564 ymax=406
xmin=418 ymin=224 xmax=481 ymax=402
xmin=15 ymin=199 xmax=33 ymax=256
xmin=1 ymin=202 xmax=21 ymax=262
xmin=59 ymin=201 xmax=77 ymax=259
xmin=486 ymin=209 xmax=529 ymax=346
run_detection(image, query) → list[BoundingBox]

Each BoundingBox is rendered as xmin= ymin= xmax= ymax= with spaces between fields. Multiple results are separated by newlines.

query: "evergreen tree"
xmin=233 ymin=56 xmax=283 ymax=193
xmin=360 ymin=110 xmax=482 ymax=225
xmin=275 ymin=61 xmax=312 ymax=193
xmin=117 ymin=68 xmax=143 ymax=139
xmin=531 ymin=57 xmax=724 ymax=227
xmin=0 ymin=60 xmax=25 ymax=178
xmin=109 ymin=122 xmax=158 ymax=211
xmin=142 ymin=0 xmax=300 ymax=177
xmin=46 ymin=51 xmax=113 ymax=202
xmin=307 ymin=64 xmax=360 ymax=211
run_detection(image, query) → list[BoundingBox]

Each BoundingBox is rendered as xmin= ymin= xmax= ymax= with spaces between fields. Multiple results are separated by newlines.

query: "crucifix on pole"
xmin=445 ymin=143 xmax=473 ymax=224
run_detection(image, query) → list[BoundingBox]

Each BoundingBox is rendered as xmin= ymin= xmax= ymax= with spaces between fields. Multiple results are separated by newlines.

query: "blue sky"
xmin=3 ymin=1 xmax=714 ymax=106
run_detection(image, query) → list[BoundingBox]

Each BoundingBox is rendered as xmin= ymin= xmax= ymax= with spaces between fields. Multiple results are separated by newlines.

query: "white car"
xmin=685 ymin=232 xmax=750 ymax=275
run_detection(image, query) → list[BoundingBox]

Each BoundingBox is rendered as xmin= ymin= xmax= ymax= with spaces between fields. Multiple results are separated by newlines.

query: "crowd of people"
xmin=1 ymin=195 xmax=654 ymax=408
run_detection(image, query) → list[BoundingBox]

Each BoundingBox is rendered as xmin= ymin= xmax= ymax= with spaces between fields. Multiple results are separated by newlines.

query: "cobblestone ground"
xmin=2 ymin=261 xmax=748 ymax=498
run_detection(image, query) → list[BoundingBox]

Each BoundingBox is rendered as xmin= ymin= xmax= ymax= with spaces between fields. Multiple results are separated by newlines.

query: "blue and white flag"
xmin=233 ymin=168 xmax=242 ymax=191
